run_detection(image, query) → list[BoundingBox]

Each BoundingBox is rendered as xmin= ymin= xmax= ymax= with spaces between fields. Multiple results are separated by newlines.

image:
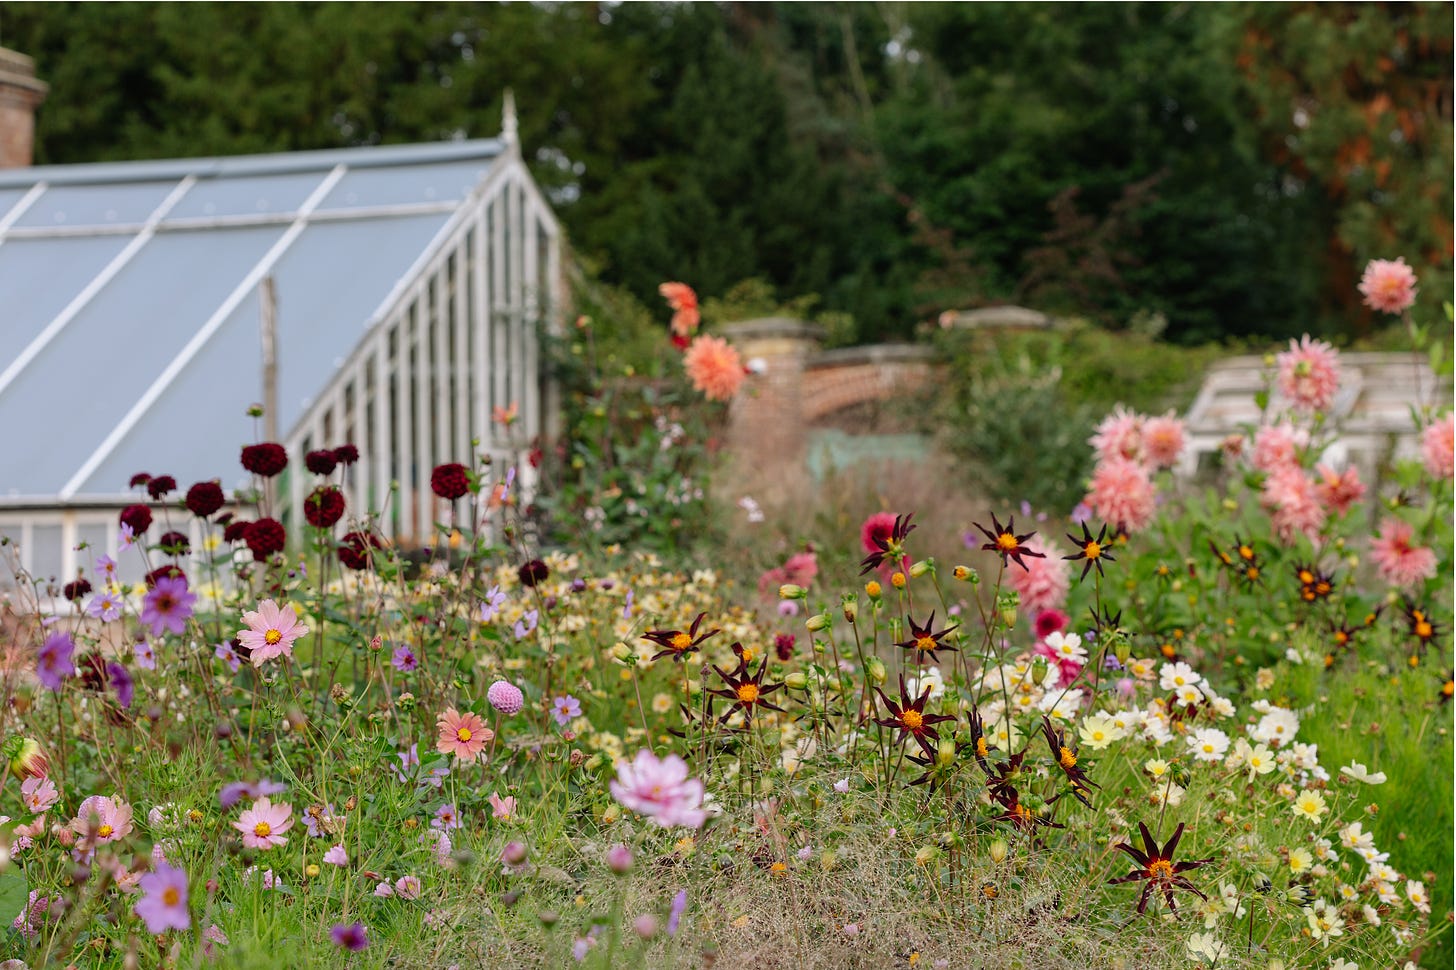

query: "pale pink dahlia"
xmin=609 ymin=750 xmax=707 ymax=828
xmin=1004 ymin=534 xmax=1069 ymax=615
xmin=1358 ymin=258 xmax=1418 ymax=315
xmin=1089 ymin=405 xmax=1144 ymax=464
xmin=237 ymin=599 xmax=308 ymax=667
xmin=71 ymin=794 xmax=134 ymax=848
xmin=1369 ymin=519 xmax=1437 ymax=591
xmin=1141 ymin=412 xmax=1186 ymax=471
xmin=1085 ymin=458 xmax=1157 ymax=533
xmin=1261 ymin=466 xmax=1326 ymax=545
xmin=683 ymin=335 xmax=744 ymax=402
xmin=232 ymin=797 xmax=293 ymax=850
xmin=1251 ymin=423 xmax=1308 ymax=474
xmin=1277 ymin=335 xmax=1342 ymax=413
xmin=1314 ymin=464 xmax=1366 ymax=516
xmin=1422 ymin=412 xmax=1453 ymax=480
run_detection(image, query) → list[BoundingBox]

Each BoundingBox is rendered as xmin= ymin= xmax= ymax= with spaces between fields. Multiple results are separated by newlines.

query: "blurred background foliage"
xmin=3 ymin=1 xmax=1450 ymax=346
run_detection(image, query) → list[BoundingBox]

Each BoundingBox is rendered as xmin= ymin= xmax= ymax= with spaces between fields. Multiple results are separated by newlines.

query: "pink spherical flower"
xmin=1277 ymin=335 xmax=1342 ymax=413
xmin=1313 ymin=464 xmax=1366 ymax=516
xmin=1251 ymin=423 xmax=1307 ymax=474
xmin=1422 ymin=412 xmax=1454 ymax=480
xmin=71 ymin=794 xmax=134 ymax=849
xmin=1261 ymin=466 xmax=1326 ymax=545
xmin=1141 ymin=412 xmax=1186 ymax=471
xmin=1369 ymin=518 xmax=1437 ymax=591
xmin=233 ymin=797 xmax=293 ymax=850
xmin=1004 ymin=534 xmax=1069 ymax=616
xmin=609 ymin=749 xmax=707 ymax=828
xmin=682 ymin=335 xmax=744 ymax=401
xmin=237 ymin=599 xmax=308 ymax=667
xmin=1089 ymin=405 xmax=1144 ymax=464
xmin=1085 ymin=458 xmax=1156 ymax=533
xmin=436 ymin=708 xmax=491 ymax=762
xmin=1358 ymin=257 xmax=1418 ymax=315
xmin=487 ymin=680 xmax=525 ymax=716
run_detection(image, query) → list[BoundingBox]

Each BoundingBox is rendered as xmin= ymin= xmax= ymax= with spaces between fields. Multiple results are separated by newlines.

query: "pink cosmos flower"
xmin=1369 ymin=519 xmax=1437 ymax=590
xmin=232 ymin=797 xmax=293 ymax=850
xmin=1004 ymin=534 xmax=1069 ymax=615
xmin=486 ymin=680 xmax=525 ymax=716
xmin=134 ymin=862 xmax=190 ymax=933
xmin=609 ymin=750 xmax=707 ymax=828
xmin=1085 ymin=458 xmax=1156 ymax=533
xmin=202 ymin=924 xmax=229 ymax=959
xmin=683 ymin=335 xmax=745 ymax=402
xmin=393 ymin=875 xmax=422 ymax=900
xmin=1141 ymin=412 xmax=1186 ymax=471
xmin=1314 ymin=464 xmax=1366 ymax=516
xmin=1422 ymin=412 xmax=1454 ymax=480
xmin=1251 ymin=423 xmax=1307 ymax=474
xmin=237 ymin=599 xmax=308 ymax=667
xmin=1090 ymin=405 xmax=1144 ymax=464
xmin=324 ymin=843 xmax=348 ymax=866
xmin=1358 ymin=257 xmax=1418 ymax=315
xmin=436 ymin=708 xmax=491 ymax=762
xmin=1261 ymin=466 xmax=1326 ymax=544
xmin=71 ymin=794 xmax=134 ymax=848
xmin=21 ymin=777 xmax=58 ymax=814
xmin=488 ymin=792 xmax=516 ymax=820
xmin=1277 ymin=335 xmax=1342 ymax=413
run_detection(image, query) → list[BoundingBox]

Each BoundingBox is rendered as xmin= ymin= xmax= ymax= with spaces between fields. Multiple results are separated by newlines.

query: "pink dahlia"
xmin=1034 ymin=608 xmax=1069 ymax=640
xmin=487 ymin=680 xmax=525 ymax=716
xmin=1251 ymin=423 xmax=1307 ymax=474
xmin=1358 ymin=258 xmax=1418 ymax=315
xmin=1085 ymin=458 xmax=1157 ymax=533
xmin=436 ymin=708 xmax=491 ymax=762
xmin=1261 ymin=466 xmax=1326 ymax=545
xmin=1314 ymin=464 xmax=1366 ymax=516
xmin=1369 ymin=519 xmax=1437 ymax=591
xmin=1141 ymin=412 xmax=1186 ymax=471
xmin=1004 ymin=534 xmax=1069 ymax=615
xmin=232 ymin=797 xmax=293 ymax=850
xmin=1089 ymin=406 xmax=1144 ymax=464
xmin=860 ymin=512 xmax=898 ymax=554
xmin=1277 ymin=335 xmax=1342 ymax=413
xmin=71 ymin=794 xmax=134 ymax=848
xmin=1422 ymin=412 xmax=1454 ymax=480
xmin=682 ymin=335 xmax=744 ymax=402
xmin=609 ymin=750 xmax=707 ymax=828
xmin=659 ymin=282 xmax=701 ymax=343
xmin=237 ymin=599 xmax=308 ymax=667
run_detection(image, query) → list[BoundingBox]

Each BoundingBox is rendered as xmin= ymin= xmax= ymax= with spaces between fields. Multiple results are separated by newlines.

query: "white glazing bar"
xmin=59 ymin=166 xmax=347 ymax=499
xmin=288 ymin=422 xmax=307 ymax=536
xmin=542 ymin=216 xmax=564 ymax=444
xmin=371 ymin=344 xmax=390 ymax=541
xmin=470 ymin=208 xmax=491 ymax=462
xmin=0 ymin=175 xmax=197 ymax=401
xmin=0 ymin=181 xmax=48 ymax=242
xmin=491 ymin=192 xmax=508 ymax=449
xmin=451 ymin=246 xmax=470 ymax=469
xmin=432 ymin=266 xmax=451 ymax=468
xmin=510 ymin=179 xmax=527 ymax=471
xmin=522 ymin=194 xmax=540 ymax=485
xmin=60 ymin=513 xmax=77 ymax=589
xmin=413 ymin=280 xmax=432 ymax=544
xmin=395 ymin=309 xmax=414 ymax=545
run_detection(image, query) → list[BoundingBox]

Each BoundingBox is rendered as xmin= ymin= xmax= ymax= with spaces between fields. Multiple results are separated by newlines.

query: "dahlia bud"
xmin=606 ymin=844 xmax=633 ymax=875
xmin=501 ymin=842 xmax=528 ymax=867
xmin=841 ymin=596 xmax=857 ymax=623
xmin=633 ymin=914 xmax=659 ymax=940
xmin=1113 ymin=638 xmax=1132 ymax=667
xmin=988 ymin=838 xmax=1009 ymax=865
xmin=866 ymin=658 xmax=887 ymax=686
xmin=304 ymin=864 xmax=320 ymax=879
xmin=805 ymin=613 xmax=830 ymax=633
xmin=778 ymin=584 xmax=805 ymax=600
xmin=1031 ymin=657 xmax=1049 ymax=686
xmin=952 ymin=565 xmax=973 ymax=581
xmin=914 ymin=845 xmax=940 ymax=866
xmin=909 ymin=559 xmax=931 ymax=578
xmin=1000 ymin=605 xmax=1018 ymax=631
xmin=936 ymin=738 xmax=956 ymax=768
xmin=783 ymin=672 xmax=807 ymax=691
xmin=890 ymin=571 xmax=906 ymax=589
xmin=864 ymin=581 xmax=882 ymax=599
xmin=3 ymin=737 xmax=48 ymax=779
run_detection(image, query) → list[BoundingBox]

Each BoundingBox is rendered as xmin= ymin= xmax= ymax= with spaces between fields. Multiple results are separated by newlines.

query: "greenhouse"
xmin=0 ymin=118 xmax=561 ymax=590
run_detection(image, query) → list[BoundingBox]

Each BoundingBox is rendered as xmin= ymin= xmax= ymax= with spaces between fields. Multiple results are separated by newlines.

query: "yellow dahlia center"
xmin=254 ymin=822 xmax=272 ymax=838
xmin=670 ymin=632 xmax=692 ymax=651
xmin=901 ymin=709 xmax=925 ymax=730
xmin=1148 ymin=859 xmax=1174 ymax=880
xmin=1298 ymin=569 xmax=1314 ymax=584
xmin=1059 ymin=747 xmax=1077 ymax=769
xmin=915 ymin=635 xmax=937 ymax=653
xmin=264 ymin=629 xmax=283 ymax=645
xmin=456 ymin=727 xmax=472 ymax=743
xmin=162 ymin=887 xmax=181 ymax=906
xmin=996 ymin=534 xmax=1018 ymax=552
xmin=1084 ymin=541 xmax=1101 ymax=559
xmin=97 ymin=824 xmax=114 ymax=839
xmin=1417 ymin=621 xmax=1433 ymax=638
xmin=976 ymin=737 xmax=989 ymax=757
xmin=1238 ymin=545 xmax=1254 ymax=561
xmin=736 ymin=683 xmax=760 ymax=705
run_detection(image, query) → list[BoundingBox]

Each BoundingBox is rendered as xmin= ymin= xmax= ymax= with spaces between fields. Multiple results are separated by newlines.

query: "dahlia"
xmin=1141 ymin=412 xmax=1186 ymax=471
xmin=240 ymin=443 xmax=288 ymax=478
xmin=303 ymin=486 xmax=346 ymax=528
xmin=430 ymin=462 xmax=471 ymax=500
xmin=1357 ymin=258 xmax=1418 ymax=315
xmin=487 ymin=679 xmax=525 ymax=715
xmin=1261 ymin=467 xmax=1326 ymax=544
xmin=1422 ymin=412 xmax=1453 ymax=480
xmin=305 ymin=449 xmax=338 ymax=475
xmin=1369 ymin=519 xmax=1437 ymax=591
xmin=1089 ymin=405 xmax=1144 ymax=464
xmin=145 ymin=475 xmax=177 ymax=500
xmin=517 ymin=558 xmax=549 ymax=587
xmin=119 ymin=504 xmax=153 ymax=536
xmin=1277 ymin=335 xmax=1342 ymax=413
xmin=185 ymin=480 xmax=225 ymax=518
xmin=1085 ymin=458 xmax=1156 ymax=533
xmin=683 ymin=334 xmax=744 ymax=401
xmin=1250 ymin=423 xmax=1307 ymax=474
xmin=609 ymin=749 xmax=707 ymax=828
xmin=1313 ymin=464 xmax=1366 ymax=516
xmin=1004 ymin=534 xmax=1069 ymax=615
xmin=659 ymin=281 xmax=701 ymax=343
xmin=237 ymin=599 xmax=309 ymax=667
xmin=245 ymin=518 xmax=287 ymax=561
xmin=332 ymin=444 xmax=360 ymax=465
xmin=338 ymin=530 xmax=381 ymax=570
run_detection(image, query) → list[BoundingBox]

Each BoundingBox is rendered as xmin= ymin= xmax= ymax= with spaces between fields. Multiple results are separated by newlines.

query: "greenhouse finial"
xmin=502 ymin=89 xmax=518 ymax=154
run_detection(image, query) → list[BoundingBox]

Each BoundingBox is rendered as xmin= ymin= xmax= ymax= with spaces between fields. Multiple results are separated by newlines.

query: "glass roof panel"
xmin=316 ymin=160 xmax=490 ymax=211
xmin=164 ymin=170 xmax=333 ymax=222
xmin=11 ymin=180 xmax=185 ymax=229
xmin=0 ymin=188 xmax=30 ymax=221
xmin=0 ymin=235 xmax=133 ymax=373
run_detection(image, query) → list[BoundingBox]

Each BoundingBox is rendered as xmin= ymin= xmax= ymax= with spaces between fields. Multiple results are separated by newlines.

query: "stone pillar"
xmin=0 ymin=48 xmax=48 ymax=169
xmin=718 ymin=318 xmax=824 ymax=504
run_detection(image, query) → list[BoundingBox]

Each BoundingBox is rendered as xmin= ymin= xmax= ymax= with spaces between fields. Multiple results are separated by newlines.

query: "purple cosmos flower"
xmin=622 ymin=590 xmax=634 ymax=619
xmin=422 ymin=765 xmax=450 ymax=789
xmin=95 ymin=554 xmax=118 ymax=581
xmin=36 ymin=633 xmax=76 ymax=691
xmin=432 ymin=803 xmax=460 ymax=831
xmin=134 ymin=862 xmax=190 ymax=933
xmin=324 ymin=844 xmax=348 ymax=866
xmin=1070 ymin=502 xmax=1093 ymax=525
xmin=133 ymin=640 xmax=156 ymax=670
xmin=118 ymin=524 xmax=137 ymax=548
xmin=394 ymin=744 xmax=420 ymax=783
xmin=551 ymin=695 xmax=582 ymax=727
xmin=391 ymin=644 xmax=418 ymax=673
xmin=479 ymin=586 xmax=507 ymax=623
xmin=667 ymin=890 xmax=688 ymax=937
xmin=105 ymin=661 xmax=134 ymax=709
xmin=303 ymin=805 xmax=339 ymax=839
xmin=219 ymin=779 xmax=287 ymax=810
xmin=214 ymin=641 xmax=241 ymax=673
xmin=140 ymin=577 xmax=196 ymax=637
xmin=87 ymin=591 xmax=123 ymax=622
xmin=331 ymin=922 xmax=369 ymax=951
xmin=513 ymin=609 xmax=538 ymax=641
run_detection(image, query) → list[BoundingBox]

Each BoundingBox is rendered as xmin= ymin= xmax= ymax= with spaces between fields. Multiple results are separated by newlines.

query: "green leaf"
xmin=1254 ymin=390 xmax=1270 ymax=411
xmin=0 ymin=866 xmax=28 ymax=924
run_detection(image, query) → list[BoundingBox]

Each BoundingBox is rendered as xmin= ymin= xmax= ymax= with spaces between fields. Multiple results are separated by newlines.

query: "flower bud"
xmin=778 ymin=584 xmax=806 ymax=600
xmin=784 ymin=672 xmax=807 ymax=691
xmin=1031 ymin=656 xmax=1049 ymax=685
xmin=864 ymin=581 xmax=882 ymax=599
xmin=866 ymin=658 xmax=887 ymax=686
xmin=1113 ymin=638 xmax=1131 ymax=666
xmin=841 ymin=597 xmax=858 ymax=623
xmin=606 ymin=844 xmax=633 ymax=875
xmin=806 ymin=613 xmax=830 ymax=633
xmin=936 ymin=738 xmax=956 ymax=768
xmin=633 ymin=914 xmax=660 ymax=939
xmin=304 ymin=864 xmax=320 ymax=879
xmin=914 ymin=845 xmax=940 ymax=866
xmin=988 ymin=839 xmax=1009 ymax=865
xmin=5 ymin=738 xmax=49 ymax=780
xmin=890 ymin=571 xmax=906 ymax=589
xmin=501 ymin=841 xmax=528 ymax=867
xmin=952 ymin=565 xmax=974 ymax=582
xmin=1000 ymin=606 xmax=1018 ymax=630
xmin=909 ymin=559 xmax=931 ymax=578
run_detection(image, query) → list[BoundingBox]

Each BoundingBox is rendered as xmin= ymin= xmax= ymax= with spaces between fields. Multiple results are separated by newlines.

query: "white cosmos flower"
xmin=1338 ymin=762 xmax=1386 ymax=784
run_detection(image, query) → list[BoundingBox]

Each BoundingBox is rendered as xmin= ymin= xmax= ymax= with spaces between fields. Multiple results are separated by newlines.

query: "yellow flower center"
xmin=97 ymin=824 xmax=114 ymax=839
xmin=996 ymin=534 xmax=1018 ymax=552
xmin=1148 ymin=859 xmax=1175 ymax=880
xmin=1084 ymin=541 xmax=1101 ymax=559
xmin=1238 ymin=545 xmax=1254 ymax=561
xmin=901 ymin=709 xmax=924 ymax=730
xmin=981 ymin=884 xmax=997 ymax=899
xmin=264 ymin=629 xmax=283 ymax=645
xmin=254 ymin=822 xmax=272 ymax=838
xmin=162 ymin=887 xmax=181 ymax=906
xmin=915 ymin=635 xmax=937 ymax=653
xmin=976 ymin=737 xmax=989 ymax=758
xmin=736 ymin=683 xmax=760 ymax=705
xmin=670 ymin=632 xmax=693 ymax=651
xmin=1416 ymin=620 xmax=1433 ymax=639
xmin=1059 ymin=747 xmax=1077 ymax=769
xmin=1298 ymin=570 xmax=1314 ymax=584
xmin=457 ymin=727 xmax=472 ymax=743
